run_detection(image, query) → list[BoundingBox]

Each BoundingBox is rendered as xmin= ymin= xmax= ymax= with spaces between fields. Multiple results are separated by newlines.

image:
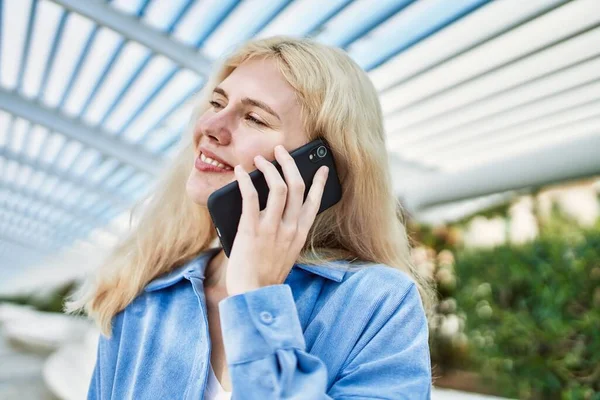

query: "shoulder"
xmin=334 ymin=263 xmax=429 ymax=349
xmin=307 ymin=263 xmax=430 ymax=381
xmin=307 ymin=261 xmax=425 ymax=330
xmin=341 ymin=263 xmax=419 ymax=304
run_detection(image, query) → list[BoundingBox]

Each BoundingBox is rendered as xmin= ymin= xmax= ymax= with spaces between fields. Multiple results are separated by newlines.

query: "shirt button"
xmin=259 ymin=311 xmax=274 ymax=325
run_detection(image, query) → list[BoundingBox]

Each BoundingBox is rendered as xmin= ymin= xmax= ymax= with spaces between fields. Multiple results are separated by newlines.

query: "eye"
xmin=209 ymin=100 xmax=223 ymax=110
xmin=246 ymin=114 xmax=266 ymax=126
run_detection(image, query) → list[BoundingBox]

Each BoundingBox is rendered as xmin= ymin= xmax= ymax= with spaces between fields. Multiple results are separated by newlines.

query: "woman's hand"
xmin=225 ymin=144 xmax=329 ymax=297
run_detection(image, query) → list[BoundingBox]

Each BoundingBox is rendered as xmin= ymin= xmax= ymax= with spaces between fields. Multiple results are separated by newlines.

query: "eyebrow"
xmin=213 ymin=87 xmax=281 ymax=122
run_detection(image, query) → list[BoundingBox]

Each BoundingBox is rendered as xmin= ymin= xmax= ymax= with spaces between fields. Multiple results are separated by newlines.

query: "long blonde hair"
xmin=66 ymin=36 xmax=434 ymax=337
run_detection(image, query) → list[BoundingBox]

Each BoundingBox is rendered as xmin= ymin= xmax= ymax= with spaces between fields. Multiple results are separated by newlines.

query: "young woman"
xmin=68 ymin=36 xmax=434 ymax=399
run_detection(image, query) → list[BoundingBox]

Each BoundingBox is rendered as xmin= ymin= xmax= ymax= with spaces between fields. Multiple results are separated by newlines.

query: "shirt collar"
xmin=144 ymin=248 xmax=347 ymax=292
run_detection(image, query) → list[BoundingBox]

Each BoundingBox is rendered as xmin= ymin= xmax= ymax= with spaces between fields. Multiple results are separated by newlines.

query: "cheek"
xmin=234 ymin=137 xmax=281 ymax=168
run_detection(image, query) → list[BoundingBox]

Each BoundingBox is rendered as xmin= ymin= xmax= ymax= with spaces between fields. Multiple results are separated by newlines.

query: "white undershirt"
xmin=204 ymin=363 xmax=232 ymax=400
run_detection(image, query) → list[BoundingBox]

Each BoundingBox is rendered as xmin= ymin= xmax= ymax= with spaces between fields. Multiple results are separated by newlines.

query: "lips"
xmin=197 ymin=147 xmax=233 ymax=171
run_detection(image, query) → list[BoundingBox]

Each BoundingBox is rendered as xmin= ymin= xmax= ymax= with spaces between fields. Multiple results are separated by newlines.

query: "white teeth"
xmin=200 ymin=152 xmax=230 ymax=170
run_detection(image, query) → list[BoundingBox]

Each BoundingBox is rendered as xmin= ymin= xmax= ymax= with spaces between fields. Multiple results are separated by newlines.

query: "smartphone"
xmin=207 ymin=139 xmax=342 ymax=257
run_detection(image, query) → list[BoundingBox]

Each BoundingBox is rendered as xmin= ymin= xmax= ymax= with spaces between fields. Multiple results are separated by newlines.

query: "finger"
xmin=235 ymin=165 xmax=259 ymax=226
xmin=254 ymin=155 xmax=287 ymax=225
xmin=274 ymin=145 xmax=305 ymax=223
xmin=298 ymin=166 xmax=329 ymax=235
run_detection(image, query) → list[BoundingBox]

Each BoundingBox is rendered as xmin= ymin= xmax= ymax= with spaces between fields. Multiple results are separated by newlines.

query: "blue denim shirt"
xmin=88 ymin=248 xmax=431 ymax=399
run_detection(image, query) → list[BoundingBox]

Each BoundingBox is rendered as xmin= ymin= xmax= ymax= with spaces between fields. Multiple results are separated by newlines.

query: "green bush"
xmin=454 ymin=229 xmax=600 ymax=399
xmin=0 ymin=280 xmax=77 ymax=313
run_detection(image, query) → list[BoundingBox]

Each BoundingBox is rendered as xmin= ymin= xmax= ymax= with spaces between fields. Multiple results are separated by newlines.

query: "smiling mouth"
xmin=198 ymin=152 xmax=233 ymax=170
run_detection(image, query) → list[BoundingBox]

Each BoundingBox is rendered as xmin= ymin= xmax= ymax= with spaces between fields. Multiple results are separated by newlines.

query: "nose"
xmin=196 ymin=112 xmax=232 ymax=146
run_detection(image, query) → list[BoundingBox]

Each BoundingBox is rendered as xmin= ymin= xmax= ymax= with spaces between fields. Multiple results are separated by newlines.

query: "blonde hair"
xmin=66 ymin=36 xmax=434 ymax=337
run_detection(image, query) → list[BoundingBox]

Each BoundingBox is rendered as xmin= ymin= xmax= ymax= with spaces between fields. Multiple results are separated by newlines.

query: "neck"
xmin=204 ymin=249 xmax=228 ymax=290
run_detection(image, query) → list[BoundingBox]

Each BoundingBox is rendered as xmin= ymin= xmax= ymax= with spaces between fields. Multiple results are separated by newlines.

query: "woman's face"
xmin=186 ymin=58 xmax=308 ymax=206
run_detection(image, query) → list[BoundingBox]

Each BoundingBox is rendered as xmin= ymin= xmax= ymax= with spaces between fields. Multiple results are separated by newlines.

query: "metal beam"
xmin=339 ymin=0 xmax=417 ymax=49
xmin=16 ymin=0 xmax=38 ymax=91
xmin=0 ymin=228 xmax=56 ymax=253
xmin=364 ymin=0 xmax=492 ymax=71
xmin=0 ymin=181 xmax=116 ymax=232
xmin=376 ymin=0 xmax=571 ymax=93
xmin=49 ymin=0 xmax=212 ymax=76
xmin=305 ymin=0 xmax=354 ymax=37
xmin=0 ymin=192 xmax=90 ymax=242
xmin=0 ymin=244 xmax=44 ymax=266
xmin=0 ymin=211 xmax=59 ymax=245
xmin=0 ymin=89 xmax=163 ymax=175
xmin=0 ymin=253 xmax=37 ymax=269
xmin=0 ymin=187 xmax=121 ymax=248
xmin=399 ymin=134 xmax=600 ymax=211
xmin=0 ymin=239 xmax=47 ymax=256
xmin=38 ymin=9 xmax=69 ymax=101
xmin=0 ymin=147 xmax=129 ymax=207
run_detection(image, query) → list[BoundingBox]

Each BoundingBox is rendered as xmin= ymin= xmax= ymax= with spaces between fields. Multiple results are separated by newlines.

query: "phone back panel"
xmin=207 ymin=139 xmax=342 ymax=257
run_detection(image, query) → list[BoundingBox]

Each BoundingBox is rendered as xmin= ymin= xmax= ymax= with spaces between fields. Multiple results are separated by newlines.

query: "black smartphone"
xmin=207 ymin=139 xmax=342 ymax=257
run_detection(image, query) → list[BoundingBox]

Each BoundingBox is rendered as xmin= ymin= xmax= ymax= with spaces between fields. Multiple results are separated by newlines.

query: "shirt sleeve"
xmin=87 ymin=335 xmax=104 ymax=400
xmin=87 ymin=313 xmax=123 ymax=400
xmin=218 ymin=283 xmax=431 ymax=399
xmin=87 ymin=335 xmax=106 ymax=400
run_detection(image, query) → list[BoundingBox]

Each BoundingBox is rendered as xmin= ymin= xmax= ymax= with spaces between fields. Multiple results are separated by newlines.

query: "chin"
xmin=185 ymin=168 xmax=233 ymax=206
xmin=185 ymin=180 xmax=209 ymax=206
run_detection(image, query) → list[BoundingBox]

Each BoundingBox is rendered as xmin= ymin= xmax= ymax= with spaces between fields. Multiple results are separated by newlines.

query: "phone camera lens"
xmin=316 ymin=146 xmax=327 ymax=158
